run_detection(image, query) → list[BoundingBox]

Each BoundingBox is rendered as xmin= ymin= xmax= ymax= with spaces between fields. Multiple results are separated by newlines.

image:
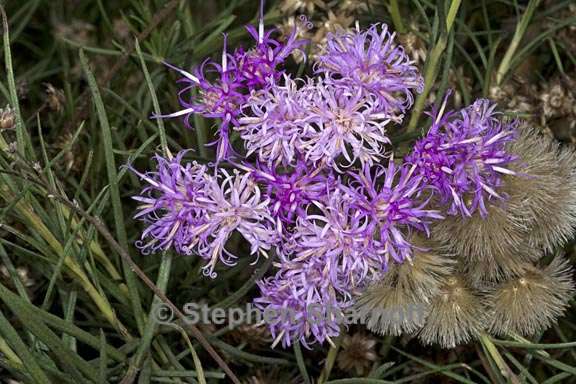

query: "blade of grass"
xmin=479 ymin=333 xmax=521 ymax=384
xmin=135 ymin=38 xmax=170 ymax=158
xmin=318 ymin=334 xmax=342 ymax=384
xmin=1 ymin=6 xmax=25 ymax=155
xmin=406 ymin=0 xmax=462 ymax=132
xmin=0 ymin=312 xmax=52 ymax=384
xmin=294 ymin=342 xmax=311 ymax=384
xmin=132 ymin=253 xmax=173 ymax=369
xmin=495 ymin=0 xmax=541 ymax=85
xmin=79 ymin=48 xmax=145 ymax=333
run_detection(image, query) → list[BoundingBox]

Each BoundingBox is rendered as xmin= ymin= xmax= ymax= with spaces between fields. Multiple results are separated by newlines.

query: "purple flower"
xmin=195 ymin=169 xmax=279 ymax=277
xmin=315 ymin=23 xmax=424 ymax=117
xmin=343 ymin=160 xmax=443 ymax=265
xmin=153 ymin=5 xmax=305 ymax=162
xmin=153 ymin=36 xmax=247 ymax=161
xmin=283 ymin=190 xmax=380 ymax=291
xmin=131 ymin=153 xmax=278 ymax=277
xmin=130 ymin=151 xmax=209 ymax=255
xmin=301 ymin=79 xmax=393 ymax=171
xmin=405 ymin=98 xmax=518 ymax=217
xmin=233 ymin=2 xmax=307 ymax=89
xmin=241 ymin=159 xmax=334 ymax=229
xmin=236 ymin=75 xmax=316 ymax=166
xmin=255 ymin=265 xmax=349 ymax=348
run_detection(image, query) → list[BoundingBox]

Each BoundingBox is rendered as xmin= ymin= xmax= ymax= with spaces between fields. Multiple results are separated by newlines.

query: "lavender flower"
xmin=283 ymin=190 xmax=382 ymax=292
xmin=302 ymin=79 xmax=393 ymax=170
xmin=234 ymin=1 xmax=306 ymax=88
xmin=130 ymin=151 xmax=208 ymax=255
xmin=241 ymin=159 xmax=333 ymax=229
xmin=131 ymin=153 xmax=278 ymax=277
xmin=153 ymin=37 xmax=246 ymax=161
xmin=405 ymin=98 xmax=518 ymax=217
xmin=255 ymin=264 xmax=348 ymax=348
xmin=154 ymin=3 xmax=305 ymax=162
xmin=315 ymin=23 xmax=424 ymax=116
xmin=236 ymin=76 xmax=315 ymax=167
xmin=195 ymin=169 xmax=279 ymax=277
xmin=343 ymin=160 xmax=443 ymax=265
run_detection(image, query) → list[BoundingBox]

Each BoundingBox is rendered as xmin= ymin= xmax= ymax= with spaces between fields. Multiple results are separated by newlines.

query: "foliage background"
xmin=0 ymin=0 xmax=575 ymax=382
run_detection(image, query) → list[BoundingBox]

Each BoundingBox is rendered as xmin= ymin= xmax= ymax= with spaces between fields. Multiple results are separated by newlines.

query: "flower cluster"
xmin=154 ymin=5 xmax=305 ymax=161
xmin=132 ymin=1 xmax=574 ymax=349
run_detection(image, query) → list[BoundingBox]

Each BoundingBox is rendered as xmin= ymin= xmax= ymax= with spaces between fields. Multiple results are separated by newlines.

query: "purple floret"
xmin=130 ymin=151 xmax=208 ymax=256
xmin=283 ymin=190 xmax=379 ymax=291
xmin=315 ymin=23 xmax=424 ymax=117
xmin=255 ymin=263 xmax=349 ymax=348
xmin=343 ymin=160 xmax=443 ymax=264
xmin=406 ymin=98 xmax=518 ymax=217
xmin=301 ymin=78 xmax=393 ymax=171
xmin=236 ymin=75 xmax=316 ymax=167
xmin=153 ymin=5 xmax=306 ymax=162
xmin=131 ymin=153 xmax=279 ymax=278
xmin=241 ymin=159 xmax=334 ymax=230
xmin=234 ymin=1 xmax=307 ymax=88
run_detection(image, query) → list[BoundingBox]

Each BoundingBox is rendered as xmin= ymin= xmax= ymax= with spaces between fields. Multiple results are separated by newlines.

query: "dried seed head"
xmin=280 ymin=0 xmax=327 ymax=14
xmin=337 ymin=332 xmax=378 ymax=376
xmin=0 ymin=105 xmax=16 ymax=130
xmin=337 ymin=0 xmax=377 ymax=14
xmin=432 ymin=126 xmax=576 ymax=283
xmin=226 ymin=323 xmax=273 ymax=349
xmin=397 ymin=21 xmax=427 ymax=65
xmin=486 ymin=257 xmax=574 ymax=336
xmin=431 ymin=204 xmax=536 ymax=284
xmin=355 ymin=237 xmax=454 ymax=335
xmin=505 ymin=126 xmax=576 ymax=252
xmin=418 ymin=275 xmax=487 ymax=348
xmin=312 ymin=11 xmax=355 ymax=46
xmin=45 ymin=83 xmax=65 ymax=113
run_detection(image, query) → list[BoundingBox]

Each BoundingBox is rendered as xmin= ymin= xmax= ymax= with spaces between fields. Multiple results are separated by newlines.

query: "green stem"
xmin=318 ymin=334 xmax=343 ymax=384
xmin=389 ymin=0 xmax=405 ymax=33
xmin=495 ymin=0 xmax=541 ymax=85
xmin=406 ymin=0 xmax=461 ymax=132
xmin=479 ymin=333 xmax=520 ymax=384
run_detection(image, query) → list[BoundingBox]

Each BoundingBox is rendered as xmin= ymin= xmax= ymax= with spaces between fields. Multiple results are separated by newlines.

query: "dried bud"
xmin=355 ymin=237 xmax=454 ymax=336
xmin=418 ymin=275 xmax=487 ymax=348
xmin=505 ymin=126 xmax=576 ymax=252
xmin=486 ymin=257 xmax=574 ymax=336
xmin=45 ymin=83 xmax=65 ymax=113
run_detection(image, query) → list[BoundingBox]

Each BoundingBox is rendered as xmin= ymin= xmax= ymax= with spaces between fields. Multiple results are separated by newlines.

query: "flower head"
xmin=343 ymin=160 xmax=443 ymax=265
xmin=131 ymin=154 xmax=278 ymax=277
xmin=234 ymin=3 xmax=307 ymax=89
xmin=406 ymin=98 xmax=519 ymax=217
xmin=315 ymin=23 xmax=424 ymax=116
xmin=242 ymin=159 xmax=333 ymax=228
xmin=130 ymin=152 xmax=209 ymax=255
xmin=301 ymin=79 xmax=393 ymax=170
xmin=236 ymin=76 xmax=316 ymax=166
xmin=195 ymin=169 xmax=279 ymax=277
xmin=282 ymin=190 xmax=377 ymax=291
xmin=153 ymin=36 xmax=247 ymax=161
xmin=255 ymin=264 xmax=348 ymax=348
